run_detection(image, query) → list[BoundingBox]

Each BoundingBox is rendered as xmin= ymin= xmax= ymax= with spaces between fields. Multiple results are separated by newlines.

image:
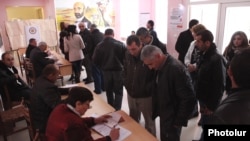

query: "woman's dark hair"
xmin=66 ymin=25 xmax=77 ymax=40
xmin=60 ymin=22 xmax=66 ymax=31
xmin=66 ymin=87 xmax=93 ymax=107
xmin=226 ymin=31 xmax=249 ymax=49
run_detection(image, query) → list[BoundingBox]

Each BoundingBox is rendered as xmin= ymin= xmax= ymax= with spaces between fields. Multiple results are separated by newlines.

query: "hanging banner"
xmin=25 ymin=25 xmax=41 ymax=45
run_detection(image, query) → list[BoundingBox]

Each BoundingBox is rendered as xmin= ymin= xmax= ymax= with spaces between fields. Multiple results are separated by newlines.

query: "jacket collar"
xmin=221 ymin=89 xmax=250 ymax=104
xmin=202 ymin=43 xmax=217 ymax=58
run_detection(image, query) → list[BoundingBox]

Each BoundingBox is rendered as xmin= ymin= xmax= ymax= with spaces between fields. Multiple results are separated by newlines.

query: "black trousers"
xmin=102 ymin=70 xmax=123 ymax=110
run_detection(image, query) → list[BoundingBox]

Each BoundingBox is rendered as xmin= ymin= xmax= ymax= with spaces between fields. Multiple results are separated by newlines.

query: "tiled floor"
xmin=0 ymin=68 xmax=202 ymax=141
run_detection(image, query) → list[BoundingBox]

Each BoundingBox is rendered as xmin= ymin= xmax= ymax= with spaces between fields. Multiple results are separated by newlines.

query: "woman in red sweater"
xmin=46 ymin=87 xmax=119 ymax=141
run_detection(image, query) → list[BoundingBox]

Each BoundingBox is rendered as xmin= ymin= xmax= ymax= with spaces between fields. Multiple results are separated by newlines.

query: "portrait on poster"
xmin=55 ymin=0 xmax=115 ymax=32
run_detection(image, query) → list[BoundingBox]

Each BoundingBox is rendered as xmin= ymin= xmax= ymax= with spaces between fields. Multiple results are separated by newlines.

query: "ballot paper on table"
xmin=46 ymin=54 xmax=58 ymax=61
xmin=91 ymin=112 xmax=131 ymax=141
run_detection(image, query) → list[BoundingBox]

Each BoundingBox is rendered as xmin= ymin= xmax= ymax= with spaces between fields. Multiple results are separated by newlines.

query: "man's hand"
xmin=14 ymin=73 xmax=19 ymax=79
xmin=109 ymin=127 xmax=120 ymax=141
xmin=187 ymin=64 xmax=196 ymax=72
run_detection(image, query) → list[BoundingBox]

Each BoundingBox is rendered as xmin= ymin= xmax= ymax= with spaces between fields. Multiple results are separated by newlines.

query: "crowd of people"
xmin=0 ymin=18 xmax=250 ymax=141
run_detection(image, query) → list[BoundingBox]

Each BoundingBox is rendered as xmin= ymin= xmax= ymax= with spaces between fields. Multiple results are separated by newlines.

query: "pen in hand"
xmin=110 ymin=126 xmax=120 ymax=140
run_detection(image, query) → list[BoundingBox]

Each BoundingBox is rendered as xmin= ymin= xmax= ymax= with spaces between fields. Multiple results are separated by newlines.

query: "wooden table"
xmin=50 ymin=51 xmax=72 ymax=76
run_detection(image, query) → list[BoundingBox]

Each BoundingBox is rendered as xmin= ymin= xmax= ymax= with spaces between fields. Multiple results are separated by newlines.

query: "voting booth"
xmin=5 ymin=19 xmax=58 ymax=50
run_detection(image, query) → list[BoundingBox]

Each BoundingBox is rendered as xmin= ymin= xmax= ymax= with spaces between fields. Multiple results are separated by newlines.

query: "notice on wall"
xmin=139 ymin=13 xmax=150 ymax=27
xmin=25 ymin=25 xmax=41 ymax=45
xmin=170 ymin=7 xmax=184 ymax=29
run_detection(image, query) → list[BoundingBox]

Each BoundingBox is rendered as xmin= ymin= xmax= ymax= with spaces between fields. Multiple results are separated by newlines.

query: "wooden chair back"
xmin=0 ymin=101 xmax=29 ymax=141
xmin=16 ymin=48 xmax=27 ymax=76
xmin=23 ymin=58 xmax=36 ymax=87
xmin=2 ymin=85 xmax=22 ymax=110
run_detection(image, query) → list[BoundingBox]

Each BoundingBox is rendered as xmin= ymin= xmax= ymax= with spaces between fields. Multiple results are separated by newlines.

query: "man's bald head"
xmin=74 ymin=2 xmax=85 ymax=19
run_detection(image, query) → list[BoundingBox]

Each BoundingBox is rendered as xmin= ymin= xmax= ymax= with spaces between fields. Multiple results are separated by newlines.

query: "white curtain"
xmin=5 ymin=19 xmax=58 ymax=50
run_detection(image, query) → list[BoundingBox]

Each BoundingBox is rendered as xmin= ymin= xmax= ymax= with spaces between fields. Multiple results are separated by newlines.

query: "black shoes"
xmin=83 ymin=78 xmax=93 ymax=84
xmin=94 ymin=90 xmax=101 ymax=94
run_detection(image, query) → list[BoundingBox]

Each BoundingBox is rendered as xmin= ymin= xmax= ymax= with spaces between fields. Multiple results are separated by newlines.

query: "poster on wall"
xmin=55 ymin=0 xmax=115 ymax=32
xmin=139 ymin=13 xmax=150 ymax=27
xmin=170 ymin=7 xmax=184 ymax=29
xmin=25 ymin=25 xmax=41 ymax=45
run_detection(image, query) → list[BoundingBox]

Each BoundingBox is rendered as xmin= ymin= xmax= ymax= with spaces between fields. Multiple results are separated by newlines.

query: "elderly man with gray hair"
xmin=30 ymin=41 xmax=55 ymax=78
xmin=140 ymin=45 xmax=196 ymax=141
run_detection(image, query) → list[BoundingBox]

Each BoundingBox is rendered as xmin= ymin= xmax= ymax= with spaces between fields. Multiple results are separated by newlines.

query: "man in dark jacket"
xmin=0 ymin=52 xmax=31 ymax=108
xmin=209 ymin=48 xmax=250 ymax=125
xmin=25 ymin=38 xmax=37 ymax=58
xmin=88 ymin=24 xmax=104 ymax=94
xmin=141 ymin=45 xmax=196 ymax=141
xmin=93 ymin=28 xmax=126 ymax=110
xmin=175 ymin=19 xmax=199 ymax=64
xmin=146 ymin=20 xmax=158 ymax=44
xmin=30 ymin=41 xmax=55 ymax=78
xmin=30 ymin=64 xmax=69 ymax=133
xmin=124 ymin=35 xmax=156 ymax=135
xmin=136 ymin=27 xmax=167 ymax=54
xmin=78 ymin=22 xmax=93 ymax=84
xmin=195 ymin=30 xmax=226 ymax=141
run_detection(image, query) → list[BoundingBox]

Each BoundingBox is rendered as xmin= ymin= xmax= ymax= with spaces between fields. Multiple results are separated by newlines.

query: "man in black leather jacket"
xmin=93 ymin=28 xmax=126 ymax=110
xmin=195 ymin=30 xmax=226 ymax=141
xmin=141 ymin=45 xmax=196 ymax=141
xmin=209 ymin=48 xmax=250 ymax=124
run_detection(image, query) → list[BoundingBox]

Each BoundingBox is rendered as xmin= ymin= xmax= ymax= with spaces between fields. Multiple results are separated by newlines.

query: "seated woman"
xmin=46 ymin=86 xmax=120 ymax=141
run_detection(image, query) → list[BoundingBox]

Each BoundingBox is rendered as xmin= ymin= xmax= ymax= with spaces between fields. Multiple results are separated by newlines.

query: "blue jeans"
xmin=92 ymin=65 xmax=104 ymax=93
